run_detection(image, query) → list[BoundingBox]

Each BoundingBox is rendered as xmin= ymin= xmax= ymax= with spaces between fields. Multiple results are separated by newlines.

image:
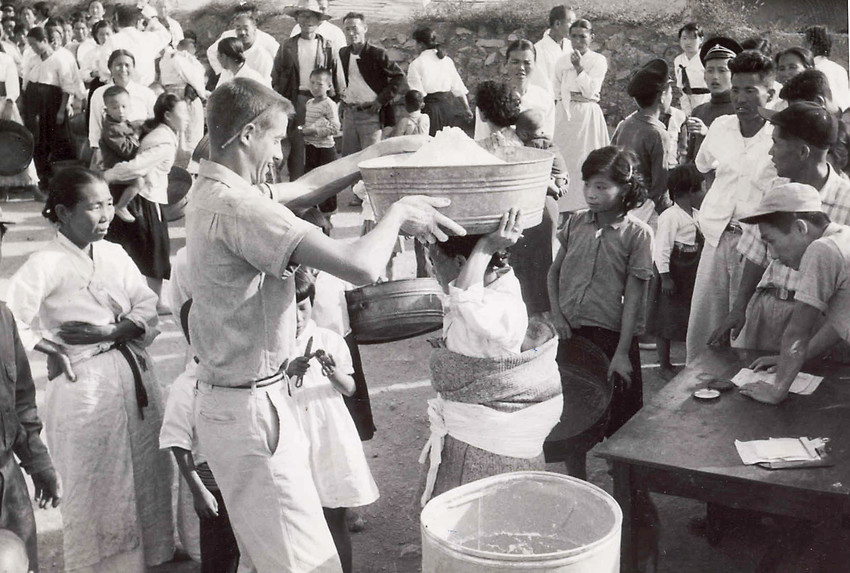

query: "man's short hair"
xmin=207 ymin=78 xmax=294 ymax=150
xmin=115 ymin=4 xmax=141 ymax=28
xmin=33 ymin=1 xmax=50 ymax=19
xmin=548 ymin=5 xmax=570 ymax=27
xmin=342 ymin=11 xmax=365 ymax=23
xmin=103 ymin=84 xmax=128 ymax=101
xmin=678 ymin=22 xmax=703 ymax=39
xmin=232 ymin=3 xmax=257 ymax=22
xmin=729 ymin=49 xmax=775 ymax=84
xmin=780 ymin=69 xmax=832 ymax=103
xmin=804 ymin=26 xmax=831 ymax=58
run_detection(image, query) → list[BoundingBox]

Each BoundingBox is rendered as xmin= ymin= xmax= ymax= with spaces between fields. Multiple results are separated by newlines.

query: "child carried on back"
xmin=515 ymin=108 xmax=569 ymax=200
xmin=99 ymin=85 xmax=144 ymax=222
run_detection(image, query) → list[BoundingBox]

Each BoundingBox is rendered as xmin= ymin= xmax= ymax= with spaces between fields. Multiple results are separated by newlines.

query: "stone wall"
xmin=361 ymin=21 xmax=850 ymax=128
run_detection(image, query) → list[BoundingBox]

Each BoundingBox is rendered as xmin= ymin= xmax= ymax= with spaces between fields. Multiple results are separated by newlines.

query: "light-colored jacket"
xmin=104 ymin=123 xmax=178 ymax=205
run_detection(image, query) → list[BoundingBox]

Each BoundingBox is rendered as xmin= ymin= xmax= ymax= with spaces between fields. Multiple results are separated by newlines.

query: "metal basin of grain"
xmin=358 ymin=146 xmax=554 ymax=235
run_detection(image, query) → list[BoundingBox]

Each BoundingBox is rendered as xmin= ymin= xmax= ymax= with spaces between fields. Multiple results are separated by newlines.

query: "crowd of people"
xmin=0 ymin=0 xmax=848 ymax=571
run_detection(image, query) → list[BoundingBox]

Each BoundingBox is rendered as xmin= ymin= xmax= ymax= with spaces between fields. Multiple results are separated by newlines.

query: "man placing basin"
xmin=185 ymin=77 xmax=464 ymax=573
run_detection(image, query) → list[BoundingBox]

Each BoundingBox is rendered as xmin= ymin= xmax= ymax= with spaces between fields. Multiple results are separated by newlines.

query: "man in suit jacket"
xmin=271 ymin=0 xmax=343 ymax=179
xmin=338 ymin=12 xmax=404 ymax=155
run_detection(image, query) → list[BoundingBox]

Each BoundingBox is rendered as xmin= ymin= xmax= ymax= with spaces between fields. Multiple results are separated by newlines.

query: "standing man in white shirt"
xmin=804 ymin=26 xmax=849 ymax=112
xmin=206 ymin=4 xmax=278 ymax=81
xmin=290 ymin=0 xmax=346 ymax=60
xmin=150 ymin=0 xmax=182 ymax=52
xmin=530 ymin=5 xmax=574 ymax=97
xmin=186 ymin=77 xmax=462 ymax=573
xmin=100 ymin=4 xmax=170 ymax=87
xmin=685 ymin=50 xmax=778 ymax=364
xmin=339 ymin=12 xmax=404 ymax=156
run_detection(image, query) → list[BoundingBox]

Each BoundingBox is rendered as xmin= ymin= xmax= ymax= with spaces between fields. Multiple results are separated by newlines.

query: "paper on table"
xmin=730 ymin=368 xmax=823 ymax=395
xmin=735 ymin=437 xmax=826 ymax=465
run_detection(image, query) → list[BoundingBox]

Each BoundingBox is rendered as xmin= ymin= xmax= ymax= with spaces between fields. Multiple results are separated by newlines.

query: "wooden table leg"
xmin=611 ymin=461 xmax=638 ymax=573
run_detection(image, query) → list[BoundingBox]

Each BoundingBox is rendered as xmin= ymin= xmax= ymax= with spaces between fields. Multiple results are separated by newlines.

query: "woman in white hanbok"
xmin=6 ymin=168 xmax=174 ymax=573
xmin=552 ymin=19 xmax=610 ymax=212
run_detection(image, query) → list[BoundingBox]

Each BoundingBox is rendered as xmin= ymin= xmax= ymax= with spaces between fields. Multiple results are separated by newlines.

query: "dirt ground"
xmin=5 ymin=188 xmax=847 ymax=573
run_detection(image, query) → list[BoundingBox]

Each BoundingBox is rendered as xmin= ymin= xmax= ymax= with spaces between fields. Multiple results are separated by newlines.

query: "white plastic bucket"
xmin=421 ymin=471 xmax=621 ymax=572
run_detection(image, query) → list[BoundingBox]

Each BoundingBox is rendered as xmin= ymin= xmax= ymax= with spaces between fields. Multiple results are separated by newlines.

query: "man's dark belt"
xmin=759 ymin=286 xmax=796 ymax=301
xmin=297 ymin=89 xmax=312 ymax=97
xmin=683 ymin=87 xmax=711 ymax=95
xmin=114 ymin=342 xmax=149 ymax=420
xmin=423 ymin=91 xmax=452 ymax=103
xmin=231 ymin=368 xmax=287 ymax=390
xmin=673 ymin=242 xmax=700 ymax=254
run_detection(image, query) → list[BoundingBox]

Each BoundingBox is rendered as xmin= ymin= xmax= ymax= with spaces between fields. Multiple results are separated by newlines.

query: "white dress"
xmin=6 ymin=233 xmax=173 ymax=573
xmin=291 ymin=320 xmax=379 ymax=509
xmin=552 ymin=49 xmax=610 ymax=211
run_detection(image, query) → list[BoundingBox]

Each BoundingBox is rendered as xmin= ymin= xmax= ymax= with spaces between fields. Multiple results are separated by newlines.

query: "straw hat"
xmin=283 ymin=0 xmax=332 ymax=20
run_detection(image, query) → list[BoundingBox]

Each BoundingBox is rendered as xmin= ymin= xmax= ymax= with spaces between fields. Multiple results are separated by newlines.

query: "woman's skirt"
xmin=106 ymin=194 xmax=171 ymax=280
xmin=648 ymin=244 xmax=702 ymax=341
xmin=0 ymin=99 xmax=37 ymax=188
xmin=554 ymin=101 xmax=610 ymax=212
xmin=569 ymin=326 xmax=642 ymax=437
xmin=22 ymin=82 xmax=75 ymax=185
xmin=429 ymin=435 xmax=545 ymax=499
xmin=43 ymin=348 xmax=174 ymax=572
xmin=423 ymin=91 xmax=458 ymax=136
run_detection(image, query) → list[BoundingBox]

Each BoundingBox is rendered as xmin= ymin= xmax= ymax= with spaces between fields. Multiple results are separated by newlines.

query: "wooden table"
xmin=594 ymin=347 xmax=850 ymax=572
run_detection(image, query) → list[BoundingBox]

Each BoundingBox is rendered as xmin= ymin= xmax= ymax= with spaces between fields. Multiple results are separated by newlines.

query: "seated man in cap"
xmin=684 ymin=36 xmax=743 ymax=161
xmin=738 ymin=183 xmax=849 ymax=404
xmin=612 ymin=58 xmax=674 ymax=212
xmin=711 ymin=102 xmax=850 ymax=354
xmin=685 ymin=49 xmax=778 ymax=365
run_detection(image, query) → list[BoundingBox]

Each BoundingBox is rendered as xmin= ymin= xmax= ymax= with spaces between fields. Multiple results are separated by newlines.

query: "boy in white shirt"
xmin=650 ymin=164 xmax=705 ymax=373
xmin=673 ymin=22 xmax=710 ymax=115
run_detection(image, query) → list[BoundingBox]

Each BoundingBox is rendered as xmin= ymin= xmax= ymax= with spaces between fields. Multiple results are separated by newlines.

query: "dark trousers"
xmin=342 ymin=332 xmax=375 ymax=441
xmin=570 ymin=326 xmax=643 ymax=437
xmin=305 ymin=144 xmax=338 ymax=213
xmin=287 ymin=92 xmax=311 ymax=180
xmin=200 ymin=488 xmax=239 ymax=573
xmin=511 ymin=197 xmax=557 ymax=314
xmin=22 ymin=82 xmax=74 ymax=185
xmin=0 ymin=456 xmax=37 ymax=572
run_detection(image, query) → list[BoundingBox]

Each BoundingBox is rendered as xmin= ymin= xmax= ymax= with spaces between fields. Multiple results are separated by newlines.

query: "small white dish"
xmin=693 ymin=388 xmax=721 ymax=400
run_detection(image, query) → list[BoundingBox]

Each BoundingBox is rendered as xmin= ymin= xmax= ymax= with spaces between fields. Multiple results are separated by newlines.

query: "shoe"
xmin=347 ymin=511 xmax=366 ymax=533
xmin=115 ymin=206 xmax=135 ymax=222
